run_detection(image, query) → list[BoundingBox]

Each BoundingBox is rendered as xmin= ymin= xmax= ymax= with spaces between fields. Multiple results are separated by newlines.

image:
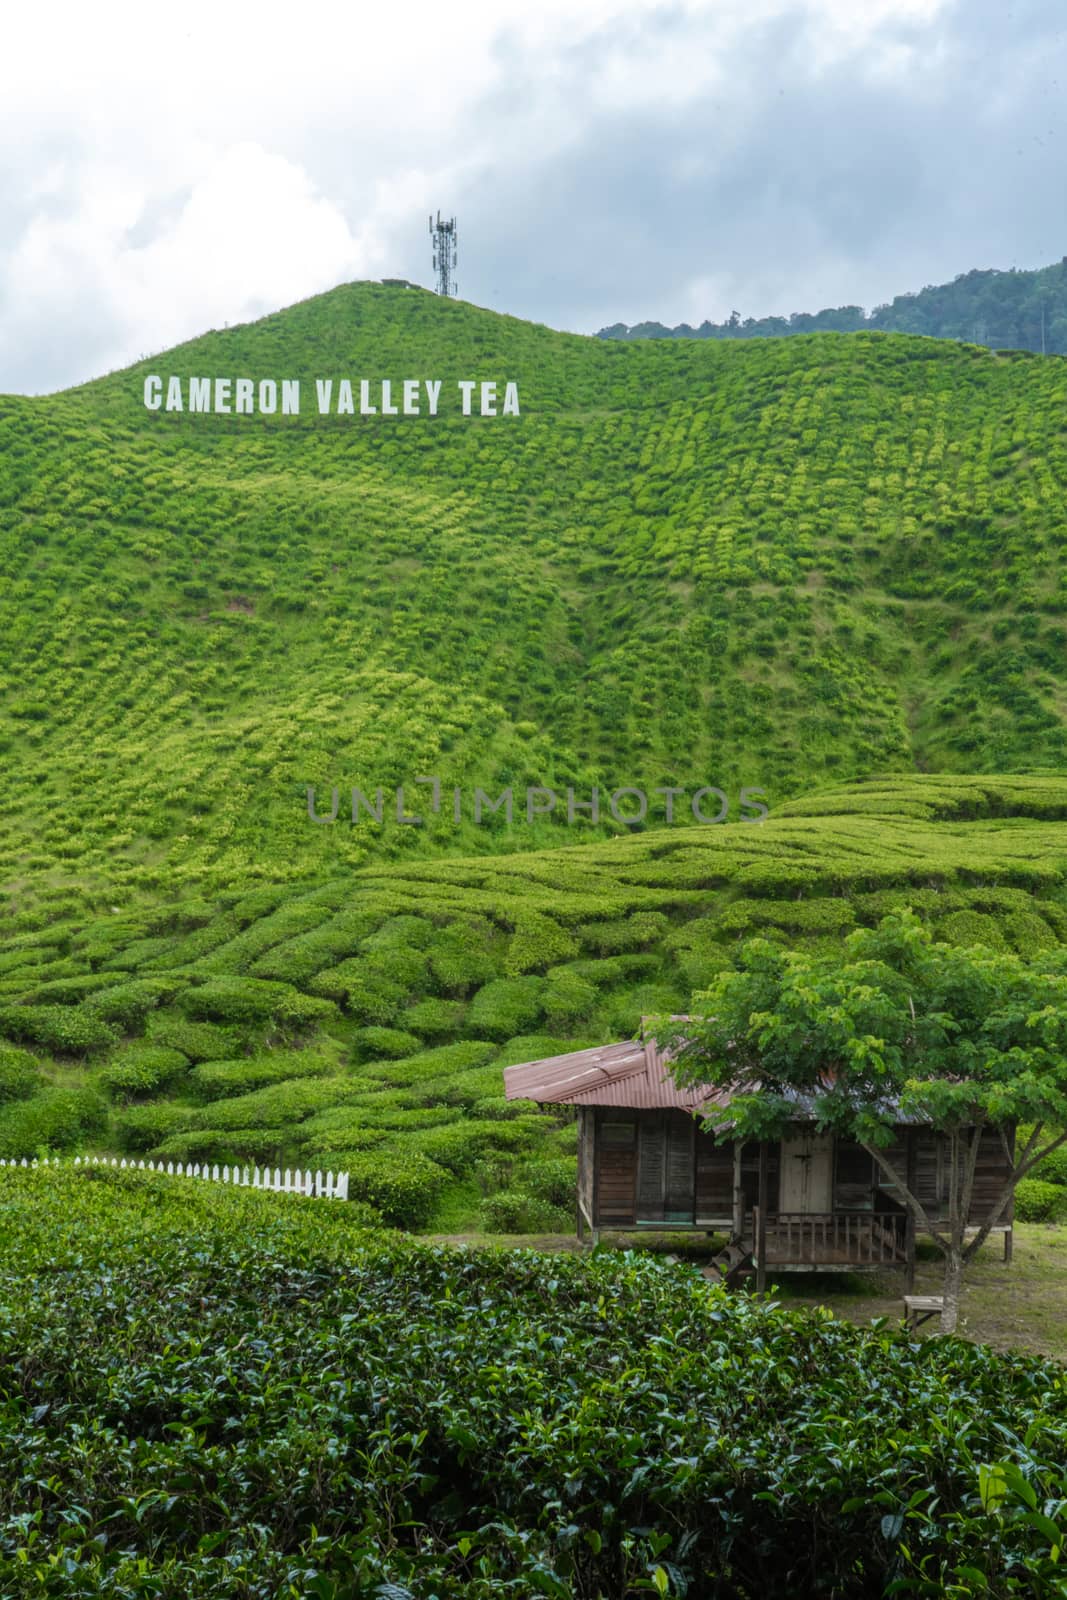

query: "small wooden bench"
xmin=903 ymin=1294 xmax=944 ymax=1330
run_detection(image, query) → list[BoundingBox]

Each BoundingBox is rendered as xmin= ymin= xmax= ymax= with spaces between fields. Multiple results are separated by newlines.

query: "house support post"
xmin=755 ymin=1140 xmax=768 ymax=1292
xmin=1004 ymin=1227 xmax=1013 ymax=1264
xmin=905 ymin=1127 xmax=917 ymax=1293
xmin=731 ymin=1141 xmax=744 ymax=1243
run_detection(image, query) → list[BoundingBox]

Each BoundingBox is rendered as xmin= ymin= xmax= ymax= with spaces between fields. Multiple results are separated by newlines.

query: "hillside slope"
xmin=2 ymin=774 xmax=1066 ymax=1224
xmin=1 ymin=282 xmax=1067 ymax=929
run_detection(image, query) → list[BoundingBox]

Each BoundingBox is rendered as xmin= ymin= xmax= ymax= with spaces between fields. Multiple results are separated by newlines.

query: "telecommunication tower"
xmin=429 ymin=211 xmax=458 ymax=297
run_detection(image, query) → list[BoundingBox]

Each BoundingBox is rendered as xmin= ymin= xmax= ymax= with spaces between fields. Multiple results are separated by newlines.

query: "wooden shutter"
xmin=968 ymin=1126 xmax=1014 ymax=1225
xmin=696 ymin=1129 xmax=734 ymax=1223
xmin=595 ymin=1113 xmax=637 ymax=1225
xmin=637 ymin=1113 xmax=667 ymax=1221
xmin=665 ymin=1111 xmax=695 ymax=1220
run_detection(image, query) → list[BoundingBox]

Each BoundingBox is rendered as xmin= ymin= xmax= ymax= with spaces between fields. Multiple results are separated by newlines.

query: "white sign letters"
xmin=142 ymin=376 xmax=520 ymax=419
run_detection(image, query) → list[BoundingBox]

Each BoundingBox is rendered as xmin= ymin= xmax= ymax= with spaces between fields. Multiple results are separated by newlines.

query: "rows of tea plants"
xmin=0 ymin=1165 xmax=1065 ymax=1597
xmin=2 ymin=285 xmax=1067 ymax=927
xmin=0 ymin=779 xmax=1066 ymax=1223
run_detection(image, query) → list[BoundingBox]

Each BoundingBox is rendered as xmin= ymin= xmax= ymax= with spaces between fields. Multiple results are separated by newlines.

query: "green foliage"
xmin=340 ymin=1151 xmax=450 ymax=1226
xmin=478 ymin=1189 xmax=574 ymax=1233
xmin=540 ymin=968 xmax=598 ymax=1028
xmin=94 ymin=1044 xmax=189 ymax=1103
xmin=937 ymin=909 xmax=1009 ymax=951
xmin=350 ymin=1025 xmax=422 ymax=1061
xmin=0 ymin=1003 xmax=118 ymax=1055
xmin=1016 ymin=1125 xmax=1067 ymax=1187
xmin=504 ymin=912 xmax=579 ymax=974
xmin=180 ymin=977 xmax=336 ymax=1026
xmin=4 ymin=289 xmax=1067 ymax=944
xmin=465 ymin=977 xmax=545 ymax=1039
xmin=361 ymin=1039 xmax=497 ymax=1087
xmin=427 ymin=918 xmax=498 ymax=993
xmin=1014 ymin=1178 xmax=1067 ymax=1222
xmin=85 ymin=977 xmax=178 ymax=1027
xmin=601 ymin=258 xmax=1067 ymax=355
xmin=113 ymin=1101 xmax=195 ymax=1153
xmin=392 ymin=1118 xmax=534 ymax=1176
xmin=0 ymin=1045 xmax=41 ymax=1104
xmin=188 ymin=1050 xmax=337 ymax=1102
xmin=578 ymin=910 xmax=671 ymax=953
xmin=0 ymin=1087 xmax=107 ymax=1158
xmin=402 ymin=997 xmax=467 ymax=1038
xmin=2 ymin=1167 xmax=1067 ymax=1591
xmin=144 ymin=1011 xmax=249 ymax=1061
xmin=519 ymin=1156 xmax=579 ymax=1207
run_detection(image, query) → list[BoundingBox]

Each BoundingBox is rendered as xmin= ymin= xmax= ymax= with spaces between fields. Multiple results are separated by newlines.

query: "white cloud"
xmin=0 ymin=0 xmax=1062 ymax=390
xmin=1 ymin=144 xmax=380 ymax=388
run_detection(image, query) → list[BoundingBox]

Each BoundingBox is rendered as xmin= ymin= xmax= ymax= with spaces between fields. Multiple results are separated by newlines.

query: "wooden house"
xmin=503 ymin=1036 xmax=1015 ymax=1287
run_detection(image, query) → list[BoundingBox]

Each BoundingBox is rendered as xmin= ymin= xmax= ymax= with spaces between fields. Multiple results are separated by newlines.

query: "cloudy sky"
xmin=1 ymin=0 xmax=1064 ymax=393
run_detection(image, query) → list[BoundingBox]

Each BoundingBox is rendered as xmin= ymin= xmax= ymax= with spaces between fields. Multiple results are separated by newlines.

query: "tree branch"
xmin=861 ymin=1138 xmax=948 ymax=1254
xmin=964 ymin=1128 xmax=1067 ymax=1262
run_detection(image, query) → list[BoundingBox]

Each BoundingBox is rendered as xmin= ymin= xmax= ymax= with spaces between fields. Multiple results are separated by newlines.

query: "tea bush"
xmin=1014 ymin=1177 xmax=1067 ymax=1222
xmin=1019 ymin=1127 xmax=1067 ymax=1188
xmin=85 ymin=977 xmax=178 ymax=1027
xmin=0 ymin=1004 xmax=118 ymax=1055
xmin=465 ymin=976 xmax=546 ymax=1039
xmin=94 ymin=1044 xmax=189 ymax=1103
xmin=392 ymin=1117 xmax=534 ymax=1176
xmin=188 ymin=1050 xmax=337 ymax=1102
xmin=340 ymin=1150 xmax=450 ymax=1226
xmin=519 ymin=1155 xmax=579 ymax=1207
xmin=350 ymin=1024 xmax=422 ymax=1060
xmin=180 ymin=977 xmax=336 ymax=1026
xmin=143 ymin=1012 xmax=248 ymax=1061
xmin=0 ymin=1086 xmax=107 ymax=1158
xmin=478 ymin=1188 xmax=574 ymax=1233
xmin=0 ymin=1046 xmax=41 ymax=1104
xmin=402 ymin=996 xmax=467 ymax=1037
xmin=427 ymin=918 xmax=499 ymax=992
xmin=113 ymin=1101 xmax=196 ymax=1153
xmin=3 ymin=1086 xmax=1067 ymax=1592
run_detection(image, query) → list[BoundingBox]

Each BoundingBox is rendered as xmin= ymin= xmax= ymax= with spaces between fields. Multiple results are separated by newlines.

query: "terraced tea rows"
xmin=2 ymin=284 xmax=1067 ymax=930
xmin=1 ymin=776 xmax=1065 ymax=1228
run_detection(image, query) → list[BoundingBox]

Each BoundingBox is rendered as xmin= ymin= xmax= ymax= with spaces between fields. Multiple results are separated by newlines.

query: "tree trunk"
xmin=940 ymin=1246 xmax=964 ymax=1334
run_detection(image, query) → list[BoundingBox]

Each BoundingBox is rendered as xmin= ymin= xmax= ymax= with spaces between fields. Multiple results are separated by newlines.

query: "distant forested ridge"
xmin=598 ymin=259 xmax=1067 ymax=353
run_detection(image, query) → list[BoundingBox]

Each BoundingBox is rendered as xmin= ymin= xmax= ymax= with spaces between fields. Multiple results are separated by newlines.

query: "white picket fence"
xmin=0 ymin=1152 xmax=350 ymax=1200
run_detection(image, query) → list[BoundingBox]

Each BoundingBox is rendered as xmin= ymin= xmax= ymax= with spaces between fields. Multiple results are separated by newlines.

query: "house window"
xmin=601 ymin=1116 xmax=636 ymax=1148
xmin=835 ymin=1140 xmax=876 ymax=1210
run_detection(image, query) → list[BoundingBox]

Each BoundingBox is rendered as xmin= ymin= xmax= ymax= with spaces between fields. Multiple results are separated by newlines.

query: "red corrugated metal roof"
xmin=503 ymin=1036 xmax=732 ymax=1111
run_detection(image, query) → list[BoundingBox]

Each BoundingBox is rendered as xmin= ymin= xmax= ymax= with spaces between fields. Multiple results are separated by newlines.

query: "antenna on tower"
xmin=429 ymin=211 xmax=458 ymax=297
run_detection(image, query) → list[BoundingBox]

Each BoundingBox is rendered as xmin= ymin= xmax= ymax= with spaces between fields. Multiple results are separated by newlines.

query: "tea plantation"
xmin=0 ymin=1164 xmax=1065 ymax=1598
xmin=4 ymin=285 xmax=1067 ymax=1596
xmin=2 ymin=283 xmax=1067 ymax=931
xmin=2 ymin=774 xmax=1067 ymax=1229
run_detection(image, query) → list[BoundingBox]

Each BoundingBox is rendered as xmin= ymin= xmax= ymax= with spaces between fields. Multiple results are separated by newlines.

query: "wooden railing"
xmin=751 ymin=1209 xmax=907 ymax=1265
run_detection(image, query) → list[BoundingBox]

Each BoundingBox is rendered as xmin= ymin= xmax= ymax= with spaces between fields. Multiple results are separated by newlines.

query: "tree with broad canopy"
xmin=655 ymin=911 xmax=1067 ymax=1335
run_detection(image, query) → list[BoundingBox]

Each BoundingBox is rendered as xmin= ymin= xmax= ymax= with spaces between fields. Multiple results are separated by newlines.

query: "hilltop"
xmin=599 ymin=257 xmax=1067 ymax=354
xmin=1 ymin=281 xmax=1067 ymax=932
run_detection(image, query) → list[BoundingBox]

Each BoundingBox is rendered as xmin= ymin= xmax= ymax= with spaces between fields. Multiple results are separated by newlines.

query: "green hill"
xmin=2 ymin=281 xmax=1067 ymax=933
xmin=2 ymin=773 xmax=1067 ymax=1225
xmin=3 ymin=284 xmax=1067 ymax=1219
